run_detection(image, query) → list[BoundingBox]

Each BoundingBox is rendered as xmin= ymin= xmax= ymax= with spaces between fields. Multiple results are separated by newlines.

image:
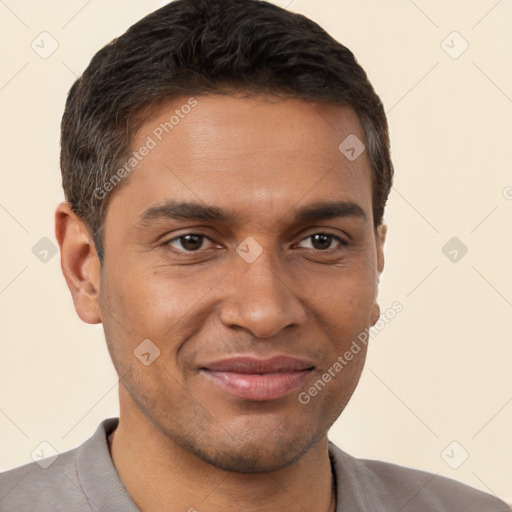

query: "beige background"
xmin=1 ymin=0 xmax=511 ymax=504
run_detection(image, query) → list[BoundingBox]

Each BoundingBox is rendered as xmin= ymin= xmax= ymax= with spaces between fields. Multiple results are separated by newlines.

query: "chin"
xmin=178 ymin=426 xmax=324 ymax=474
xmin=196 ymin=444 xmax=306 ymax=473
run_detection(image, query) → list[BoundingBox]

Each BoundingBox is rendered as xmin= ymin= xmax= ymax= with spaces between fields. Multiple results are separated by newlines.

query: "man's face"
xmin=98 ymin=95 xmax=385 ymax=472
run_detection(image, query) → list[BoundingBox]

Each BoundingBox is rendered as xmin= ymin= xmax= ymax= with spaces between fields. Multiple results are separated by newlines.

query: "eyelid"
xmin=296 ymin=227 xmax=349 ymax=243
xmin=165 ymin=233 xmax=219 ymax=252
xmin=298 ymin=226 xmax=353 ymax=242
xmin=295 ymin=232 xmax=348 ymax=250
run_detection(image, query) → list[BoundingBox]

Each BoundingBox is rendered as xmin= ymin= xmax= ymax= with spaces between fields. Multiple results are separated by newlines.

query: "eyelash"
xmin=164 ymin=232 xmax=348 ymax=254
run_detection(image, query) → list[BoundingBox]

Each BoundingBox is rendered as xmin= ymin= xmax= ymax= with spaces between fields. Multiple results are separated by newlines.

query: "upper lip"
xmin=201 ymin=356 xmax=315 ymax=374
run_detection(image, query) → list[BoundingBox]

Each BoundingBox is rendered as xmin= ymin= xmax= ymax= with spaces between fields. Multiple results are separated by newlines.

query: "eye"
xmin=165 ymin=234 xmax=216 ymax=252
xmin=296 ymin=233 xmax=347 ymax=251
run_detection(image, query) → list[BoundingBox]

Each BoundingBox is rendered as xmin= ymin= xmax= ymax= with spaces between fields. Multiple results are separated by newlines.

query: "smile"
xmin=200 ymin=356 xmax=315 ymax=401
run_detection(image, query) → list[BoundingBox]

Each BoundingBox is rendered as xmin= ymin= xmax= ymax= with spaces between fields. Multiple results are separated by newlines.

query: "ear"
xmin=55 ymin=202 xmax=102 ymax=324
xmin=370 ymin=223 xmax=387 ymax=326
xmin=376 ymin=223 xmax=387 ymax=274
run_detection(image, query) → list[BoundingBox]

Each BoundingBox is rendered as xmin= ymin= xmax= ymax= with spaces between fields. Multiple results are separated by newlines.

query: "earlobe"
xmin=55 ymin=202 xmax=102 ymax=324
xmin=370 ymin=303 xmax=380 ymax=326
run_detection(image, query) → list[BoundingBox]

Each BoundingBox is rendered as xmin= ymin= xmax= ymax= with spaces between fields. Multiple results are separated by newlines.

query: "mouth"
xmin=200 ymin=356 xmax=315 ymax=401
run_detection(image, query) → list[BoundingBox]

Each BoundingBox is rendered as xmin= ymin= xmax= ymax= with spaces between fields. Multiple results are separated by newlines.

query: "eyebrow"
xmin=138 ymin=199 xmax=368 ymax=226
xmin=139 ymin=201 xmax=232 ymax=225
xmin=294 ymin=201 xmax=367 ymax=224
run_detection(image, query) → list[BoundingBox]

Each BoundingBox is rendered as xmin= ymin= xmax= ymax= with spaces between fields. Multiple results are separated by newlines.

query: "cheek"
xmin=299 ymin=256 xmax=377 ymax=327
xmin=102 ymin=261 xmax=217 ymax=322
xmin=99 ymin=261 xmax=231 ymax=367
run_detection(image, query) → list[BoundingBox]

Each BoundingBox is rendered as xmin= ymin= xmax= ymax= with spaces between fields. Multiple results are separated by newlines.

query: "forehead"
xmin=109 ymin=94 xmax=374 ymax=227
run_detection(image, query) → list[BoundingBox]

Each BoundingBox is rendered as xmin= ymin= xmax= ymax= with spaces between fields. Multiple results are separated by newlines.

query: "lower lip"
xmin=202 ymin=370 xmax=312 ymax=401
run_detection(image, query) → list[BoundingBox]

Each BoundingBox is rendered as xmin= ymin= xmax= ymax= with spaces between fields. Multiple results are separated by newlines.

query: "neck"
xmin=109 ymin=406 xmax=336 ymax=512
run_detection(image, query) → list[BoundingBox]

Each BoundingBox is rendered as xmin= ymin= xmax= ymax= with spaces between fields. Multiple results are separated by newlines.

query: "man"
xmin=0 ymin=0 xmax=509 ymax=510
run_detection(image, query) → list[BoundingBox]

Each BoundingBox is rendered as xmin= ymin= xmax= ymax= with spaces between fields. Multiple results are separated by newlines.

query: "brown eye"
xmin=310 ymin=233 xmax=332 ymax=250
xmin=297 ymin=233 xmax=347 ymax=251
xmin=167 ymin=234 xmax=211 ymax=252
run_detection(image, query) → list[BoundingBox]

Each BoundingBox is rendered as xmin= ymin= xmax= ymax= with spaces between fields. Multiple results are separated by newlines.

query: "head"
xmin=56 ymin=0 xmax=393 ymax=472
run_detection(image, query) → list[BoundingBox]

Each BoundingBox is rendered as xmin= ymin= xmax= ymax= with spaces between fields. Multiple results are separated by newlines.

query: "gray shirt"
xmin=0 ymin=417 xmax=509 ymax=511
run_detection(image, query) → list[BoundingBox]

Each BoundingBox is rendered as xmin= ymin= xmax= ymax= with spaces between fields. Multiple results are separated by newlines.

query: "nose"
xmin=219 ymin=249 xmax=307 ymax=339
